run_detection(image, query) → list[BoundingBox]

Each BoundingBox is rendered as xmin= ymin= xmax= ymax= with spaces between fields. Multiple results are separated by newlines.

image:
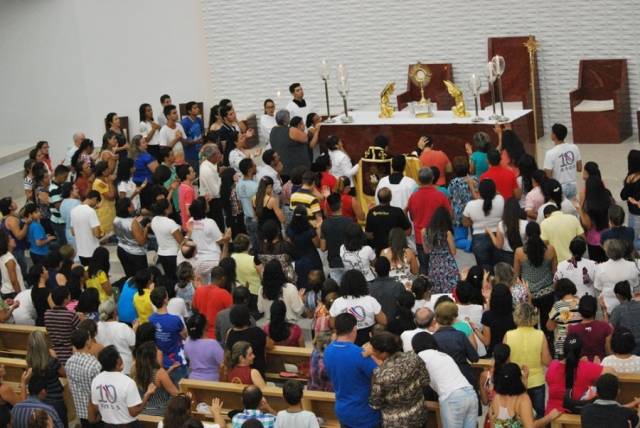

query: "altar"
xmin=318 ymin=109 xmax=536 ymax=162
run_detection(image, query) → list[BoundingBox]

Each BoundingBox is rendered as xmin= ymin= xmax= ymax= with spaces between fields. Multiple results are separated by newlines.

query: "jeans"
xmin=244 ymin=216 xmax=259 ymax=251
xmin=453 ymin=225 xmax=472 ymax=252
xmin=439 ymin=386 xmax=478 ymax=428
xmin=472 ymin=233 xmax=496 ymax=273
xmin=117 ymin=247 xmax=148 ymax=279
xmin=629 ymin=213 xmax=640 ymax=251
xmin=562 ymin=182 xmax=577 ymax=201
xmin=329 ymin=267 xmax=346 ymax=285
xmin=528 ymin=384 xmax=546 ymax=419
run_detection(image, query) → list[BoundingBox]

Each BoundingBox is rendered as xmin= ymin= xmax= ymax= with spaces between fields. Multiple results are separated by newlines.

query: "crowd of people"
xmin=2 ymin=84 xmax=640 ymax=428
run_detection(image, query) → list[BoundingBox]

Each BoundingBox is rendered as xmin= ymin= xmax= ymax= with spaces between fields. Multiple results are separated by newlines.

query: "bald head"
xmin=415 ymin=307 xmax=434 ymax=329
xmin=73 ymin=132 xmax=86 ymax=146
xmin=377 ymin=187 xmax=392 ymax=205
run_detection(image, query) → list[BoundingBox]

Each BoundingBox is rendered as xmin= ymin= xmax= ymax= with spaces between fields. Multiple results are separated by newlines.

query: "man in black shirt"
xmin=320 ymin=193 xmax=354 ymax=284
xmin=600 ymin=205 xmax=635 ymax=258
xmin=368 ymin=257 xmax=405 ymax=321
xmin=365 ymin=187 xmax=412 ymax=254
xmin=581 ymin=373 xmax=639 ymax=428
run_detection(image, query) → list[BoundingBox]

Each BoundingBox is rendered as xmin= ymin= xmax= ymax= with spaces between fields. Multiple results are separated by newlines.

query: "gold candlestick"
xmin=524 ymin=35 xmax=540 ymax=141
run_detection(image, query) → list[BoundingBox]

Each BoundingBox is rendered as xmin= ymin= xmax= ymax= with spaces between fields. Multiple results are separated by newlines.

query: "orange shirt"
xmin=419 ymin=149 xmax=450 ymax=186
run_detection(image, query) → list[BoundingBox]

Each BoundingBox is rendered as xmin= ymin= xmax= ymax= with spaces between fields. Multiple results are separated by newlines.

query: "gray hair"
xmin=493 ymin=262 xmax=515 ymax=286
xmin=275 ymin=109 xmax=291 ymax=126
xmin=201 ymin=143 xmax=220 ymax=161
xmin=99 ymin=299 xmax=116 ymax=321
xmin=604 ymin=239 xmax=625 ymax=261
xmin=72 ymin=132 xmax=85 ymax=143
xmin=473 ymin=131 xmax=491 ymax=151
xmin=415 ymin=307 xmax=435 ymax=328
xmin=418 ymin=167 xmax=434 ymax=185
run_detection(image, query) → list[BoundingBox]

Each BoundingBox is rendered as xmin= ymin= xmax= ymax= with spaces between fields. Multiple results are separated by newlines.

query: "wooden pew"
xmin=616 ymin=373 xmax=640 ymax=404
xmin=551 ymin=413 xmax=581 ymax=428
xmin=265 ymin=346 xmax=313 ymax=382
xmin=138 ymin=413 xmax=164 ymax=428
xmin=179 ymin=379 xmax=339 ymax=427
xmin=0 ymin=324 xmax=48 ymax=357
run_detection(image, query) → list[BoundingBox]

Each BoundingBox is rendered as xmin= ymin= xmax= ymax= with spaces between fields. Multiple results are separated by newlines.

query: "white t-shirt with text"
xmin=91 ymin=371 xmax=142 ymax=424
xmin=340 ymin=245 xmax=376 ymax=281
xmin=543 ymin=142 xmax=581 ymax=186
xmin=329 ymin=295 xmax=382 ymax=330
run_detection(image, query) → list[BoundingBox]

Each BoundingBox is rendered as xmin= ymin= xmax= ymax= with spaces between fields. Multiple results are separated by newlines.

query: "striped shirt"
xmin=548 ymin=297 xmax=582 ymax=359
xmin=44 ymin=306 xmax=80 ymax=365
xmin=65 ymin=352 xmax=101 ymax=419
xmin=11 ymin=396 xmax=64 ymax=428
xmin=49 ymin=181 xmax=64 ymax=224
xmin=290 ymin=188 xmax=321 ymax=219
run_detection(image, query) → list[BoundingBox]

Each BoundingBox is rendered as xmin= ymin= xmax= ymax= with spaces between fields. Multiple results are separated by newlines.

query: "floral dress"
xmin=424 ymin=230 xmax=460 ymax=293
xmin=448 ymin=176 xmax=477 ymax=226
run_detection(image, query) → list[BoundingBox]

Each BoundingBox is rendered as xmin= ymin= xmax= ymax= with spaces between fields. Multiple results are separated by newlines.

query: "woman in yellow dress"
xmin=92 ymin=160 xmax=116 ymax=235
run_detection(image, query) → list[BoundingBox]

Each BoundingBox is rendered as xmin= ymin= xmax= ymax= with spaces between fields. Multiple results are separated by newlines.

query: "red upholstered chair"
xmin=480 ymin=36 xmax=543 ymax=137
xmin=569 ymin=59 xmax=631 ymax=144
xmin=396 ymin=63 xmax=454 ymax=111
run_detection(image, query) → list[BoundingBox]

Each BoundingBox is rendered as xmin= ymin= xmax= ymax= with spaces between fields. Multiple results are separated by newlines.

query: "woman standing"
xmin=263 ymin=299 xmax=306 ymax=347
xmin=138 ymin=103 xmax=161 ymax=160
xmin=368 ymin=332 xmax=430 ymax=428
xmin=99 ymin=132 xmax=120 ymax=172
xmin=92 ymin=161 xmax=116 ymax=235
xmin=29 ymin=264 xmax=51 ymax=327
xmin=133 ymin=269 xmax=155 ymax=323
xmin=130 ymin=134 xmax=159 ymax=186
xmin=256 ymin=220 xmax=297 ymax=284
xmin=133 ymin=341 xmax=179 ymax=416
xmin=269 ymin=110 xmax=319 ymax=178
xmin=463 ymin=179 xmax=504 ymax=271
xmin=257 ymin=260 xmax=305 ymax=323
xmin=448 ymin=156 xmax=478 ymax=252
xmin=503 ymin=303 xmax=552 ymax=418
xmin=329 ymin=270 xmax=387 ymax=345
xmin=336 ymin=176 xmax=364 ymax=223
xmin=620 ymin=149 xmax=640 ymax=251
xmin=536 ymin=179 xmax=577 ymax=223
xmin=96 ymin=300 xmax=136 ymax=375
xmin=0 ymin=233 xmax=24 ymax=299
xmin=488 ymin=198 xmax=527 ymax=265
xmin=553 ymin=237 xmax=597 ymax=298
xmin=85 ymin=247 xmax=114 ymax=303
xmin=595 ymin=239 xmax=640 ymax=314
xmin=187 ymin=198 xmax=228 ymax=284
xmin=473 ymin=283 xmax=516 ymax=356
xmin=184 ymin=313 xmax=224 ymax=381
xmin=113 ymin=197 xmax=149 ymax=278
xmin=577 ymin=174 xmax=613 ymax=262
xmin=546 ymin=278 xmax=582 ymax=359
xmin=116 ymin=158 xmax=144 ymax=213
xmin=287 ymin=205 xmax=322 ymax=290
xmin=253 ymin=176 xmax=285 ymax=232
xmin=381 ymin=227 xmax=419 ymax=288
xmin=424 ymin=207 xmax=460 ymax=294
xmin=514 ymin=222 xmax=557 ymax=335
xmin=601 ymin=327 xmax=640 ymax=374
xmin=525 ymin=170 xmax=547 ymax=219
xmin=151 ymin=199 xmax=183 ymax=281
xmin=104 ymin=112 xmax=129 ymax=160
xmin=340 ymin=223 xmax=376 ymax=282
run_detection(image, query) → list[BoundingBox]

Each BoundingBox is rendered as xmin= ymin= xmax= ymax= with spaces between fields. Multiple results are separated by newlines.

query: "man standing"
xmin=290 ymin=171 xmax=322 ymax=223
xmin=320 ymin=193 xmax=354 ymax=284
xmin=406 ymin=168 xmax=451 ymax=273
xmin=45 ymin=287 xmax=80 ymax=366
xmin=610 ymin=281 xmax=640 ymax=355
xmin=70 ymin=190 xmax=102 ymax=266
xmin=540 ymin=205 xmax=584 ymax=262
xmin=88 ymin=346 xmax=157 ymax=426
xmin=375 ymin=155 xmax=418 ymax=210
xmin=256 ymin=149 xmax=282 ymax=195
xmin=286 ymin=83 xmax=312 ymax=125
xmin=12 ymin=376 xmax=64 ymax=428
xmin=159 ymin=104 xmax=188 ymax=153
xmin=419 ymin=136 xmax=452 ymax=186
xmin=49 ymin=165 xmax=70 ymax=245
xmin=192 ymin=266 xmax=232 ymax=339
xmin=543 ymin=123 xmax=582 ymax=200
xmin=368 ymin=258 xmax=405 ymax=321
xmin=481 ymin=149 xmax=521 ymax=200
xmin=324 ymin=313 xmax=381 ymax=428
xmin=180 ymin=101 xmax=205 ymax=172
xmin=65 ymin=329 xmax=102 ymax=428
xmin=63 ymin=132 xmax=85 ymax=167
xmin=236 ymin=158 xmax=259 ymax=249
xmin=259 ymin=98 xmax=277 ymax=147
xmin=365 ymin=187 xmax=412 ymax=254
xmin=149 ymin=287 xmax=188 ymax=383
xmin=199 ymin=143 xmax=225 ymax=231
xmin=157 ymin=94 xmax=172 ymax=128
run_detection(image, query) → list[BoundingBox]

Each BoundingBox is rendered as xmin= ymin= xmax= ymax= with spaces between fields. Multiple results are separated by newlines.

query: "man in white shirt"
xmin=256 ymin=149 xmax=283 ymax=195
xmin=543 ymin=123 xmax=582 ymax=200
xmin=375 ymin=155 xmax=418 ymax=210
xmin=401 ymin=307 xmax=436 ymax=352
xmin=88 ymin=345 xmax=157 ymax=426
xmin=63 ymin=132 xmax=85 ymax=167
xmin=157 ymin=94 xmax=172 ymax=128
xmin=159 ymin=104 xmax=187 ymax=153
xmin=327 ymin=136 xmax=358 ymax=180
xmin=286 ymin=83 xmax=313 ymax=124
xmin=70 ymin=190 xmax=102 ymax=265
xmin=199 ymin=143 xmax=225 ymax=230
xmin=259 ymin=98 xmax=276 ymax=148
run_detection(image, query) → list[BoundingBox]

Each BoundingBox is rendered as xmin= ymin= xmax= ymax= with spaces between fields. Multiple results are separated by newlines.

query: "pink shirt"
xmin=525 ymin=186 xmax=545 ymax=213
xmin=545 ymin=359 xmax=602 ymax=414
xmin=179 ymin=182 xmax=196 ymax=229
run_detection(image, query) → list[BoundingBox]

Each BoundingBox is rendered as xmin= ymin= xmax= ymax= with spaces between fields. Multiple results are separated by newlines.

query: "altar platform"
xmin=318 ymin=109 xmax=535 ymax=162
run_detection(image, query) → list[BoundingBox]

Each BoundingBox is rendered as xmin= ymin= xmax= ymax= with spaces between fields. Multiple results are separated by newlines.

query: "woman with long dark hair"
xmin=448 ymin=156 xmax=478 ymax=252
xmin=497 ymin=127 xmax=525 ymax=174
xmin=85 ymin=246 xmax=113 ymax=303
xmin=92 ymin=160 xmax=116 ymax=235
xmin=340 ymin=223 xmax=376 ymax=281
xmin=71 ymin=138 xmax=95 ymax=173
xmin=463 ymin=178 xmax=504 ymax=271
xmin=133 ymin=341 xmax=179 ymax=416
xmin=621 ymin=149 xmax=640 ymax=251
xmin=256 ymin=220 xmax=297 ymax=283
xmin=473 ymin=283 xmax=516 ymax=356
xmin=287 ymin=205 xmax=322 ymax=290
xmin=116 ymin=157 xmax=142 ymax=212
xmin=150 ymin=198 xmax=183 ymax=281
xmin=525 ymin=169 xmax=547 ymax=219
xmin=113 ymin=197 xmax=148 ymax=278
xmin=514 ymin=221 xmax=557 ymax=339
xmin=253 ymin=176 xmax=284 ymax=231
xmin=387 ymin=290 xmax=417 ymax=335
xmin=138 ymin=103 xmax=161 ymax=159
xmin=130 ymin=134 xmax=159 ymax=186
xmin=263 ymin=299 xmax=305 ymax=347
xmin=381 ymin=227 xmax=419 ymax=288
xmin=425 ymin=207 xmax=459 ymax=293
xmin=133 ymin=269 xmax=154 ymax=323
xmin=488 ymin=197 xmax=527 ymax=265
xmin=257 ymin=259 xmax=305 ymax=323
xmin=536 ymin=178 xmax=577 ymax=223
xmin=578 ymin=173 xmax=613 ymax=262
xmin=517 ymin=154 xmax=538 ymax=203
xmin=104 ymin=112 xmax=129 ymax=160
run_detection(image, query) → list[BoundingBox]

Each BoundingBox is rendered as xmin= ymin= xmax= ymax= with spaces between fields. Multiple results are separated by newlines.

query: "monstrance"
xmin=409 ymin=62 xmax=433 ymax=118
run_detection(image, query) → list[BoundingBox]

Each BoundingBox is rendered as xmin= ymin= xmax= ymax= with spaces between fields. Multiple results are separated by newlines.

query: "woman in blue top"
xmin=130 ymin=134 xmax=158 ymax=185
xmin=467 ymin=131 xmax=490 ymax=177
xmin=117 ymin=276 xmax=139 ymax=326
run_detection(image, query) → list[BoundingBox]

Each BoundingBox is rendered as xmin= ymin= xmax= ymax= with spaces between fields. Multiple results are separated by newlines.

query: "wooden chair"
xmin=0 ymin=324 xmax=48 ymax=357
xmin=179 ymin=379 xmax=339 ymax=427
xmin=569 ymin=59 xmax=631 ymax=143
xmin=479 ymin=36 xmax=544 ymax=137
xmin=396 ymin=63 xmax=455 ymax=111
xmin=551 ymin=413 xmax=581 ymax=428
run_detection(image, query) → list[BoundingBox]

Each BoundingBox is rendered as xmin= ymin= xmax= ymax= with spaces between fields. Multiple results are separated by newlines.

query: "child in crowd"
xmin=175 ymin=262 xmax=195 ymax=316
xmin=276 ymin=380 xmax=321 ymax=427
xmin=312 ymin=278 xmax=339 ymax=336
xmin=24 ymin=202 xmax=55 ymax=265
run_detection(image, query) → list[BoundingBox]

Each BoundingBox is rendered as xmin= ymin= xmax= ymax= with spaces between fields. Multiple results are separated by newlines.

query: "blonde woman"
xmin=26 ymin=331 xmax=67 ymax=424
xmin=503 ymin=303 xmax=552 ymax=418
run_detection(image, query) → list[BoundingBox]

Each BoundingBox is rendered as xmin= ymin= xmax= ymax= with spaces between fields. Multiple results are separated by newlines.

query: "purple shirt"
xmin=184 ymin=338 xmax=224 ymax=381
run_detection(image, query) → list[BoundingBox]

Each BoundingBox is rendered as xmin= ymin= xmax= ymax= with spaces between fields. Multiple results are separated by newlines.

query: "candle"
xmin=320 ymin=59 xmax=330 ymax=80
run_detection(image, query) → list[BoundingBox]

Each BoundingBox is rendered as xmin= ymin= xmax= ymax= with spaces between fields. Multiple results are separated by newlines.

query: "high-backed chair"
xmin=570 ymin=59 xmax=631 ymax=144
xmin=396 ymin=63 xmax=454 ymax=111
xmin=480 ymin=36 xmax=543 ymax=137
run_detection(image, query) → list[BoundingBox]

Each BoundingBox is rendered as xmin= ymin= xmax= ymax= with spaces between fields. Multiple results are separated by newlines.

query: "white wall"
xmin=0 ymin=0 xmax=212 ymax=165
xmin=201 ymin=0 xmax=640 ymax=134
